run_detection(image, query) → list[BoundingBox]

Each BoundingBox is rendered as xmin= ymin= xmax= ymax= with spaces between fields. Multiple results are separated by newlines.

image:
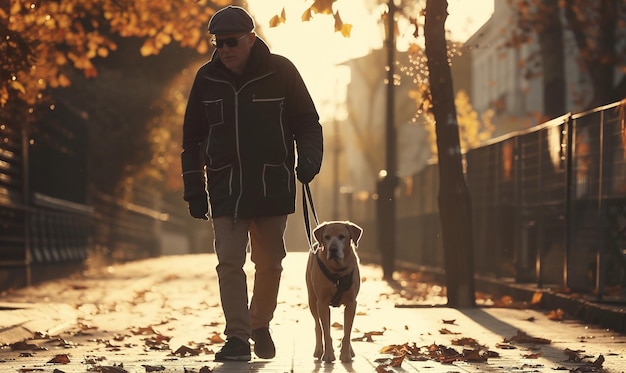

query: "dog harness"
xmin=316 ymin=255 xmax=354 ymax=307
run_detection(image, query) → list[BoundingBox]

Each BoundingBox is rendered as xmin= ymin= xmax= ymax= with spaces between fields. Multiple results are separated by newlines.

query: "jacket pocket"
xmin=207 ymin=164 xmax=233 ymax=197
xmin=251 ymin=96 xmax=288 ymax=163
xmin=202 ymin=99 xmax=224 ymax=125
xmin=202 ymin=99 xmax=231 ymax=168
xmin=262 ymin=163 xmax=291 ymax=197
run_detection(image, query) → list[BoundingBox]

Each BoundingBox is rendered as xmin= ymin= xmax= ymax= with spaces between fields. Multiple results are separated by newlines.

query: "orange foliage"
xmin=268 ymin=0 xmax=351 ymax=37
xmin=1 ymin=0 xmax=230 ymax=110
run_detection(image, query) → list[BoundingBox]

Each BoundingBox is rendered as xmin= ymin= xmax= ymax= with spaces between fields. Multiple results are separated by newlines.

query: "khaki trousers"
xmin=212 ymin=215 xmax=287 ymax=342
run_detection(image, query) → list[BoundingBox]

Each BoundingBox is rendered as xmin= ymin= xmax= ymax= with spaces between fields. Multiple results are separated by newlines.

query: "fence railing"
xmin=0 ymin=114 xmax=174 ymax=290
xmin=3 ymin=100 xmax=625 ymax=299
xmin=350 ymin=100 xmax=626 ymax=301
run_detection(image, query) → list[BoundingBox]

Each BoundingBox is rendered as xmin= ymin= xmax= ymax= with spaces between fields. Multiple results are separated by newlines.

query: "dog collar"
xmin=315 ymin=255 xmax=354 ymax=307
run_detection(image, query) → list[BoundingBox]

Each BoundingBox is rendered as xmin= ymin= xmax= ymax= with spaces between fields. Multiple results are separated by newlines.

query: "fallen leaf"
xmin=442 ymin=319 xmax=456 ymax=324
xmin=495 ymin=342 xmax=517 ymax=349
xmin=142 ymin=365 xmax=165 ymax=372
xmin=379 ymin=343 xmax=411 ymax=356
xmin=593 ymin=354 xmax=605 ymax=368
xmin=438 ymin=328 xmax=460 ymax=335
xmin=78 ymin=320 xmax=98 ymax=331
xmin=47 ymin=337 xmax=76 ymax=348
xmin=530 ymin=291 xmax=543 ymax=305
xmin=389 ymin=354 xmax=405 ymax=367
xmin=505 ymin=330 xmax=551 ymax=344
xmin=33 ymin=331 xmax=49 ymax=339
xmin=99 ymin=365 xmax=128 ymax=373
xmin=494 ymin=295 xmax=514 ymax=307
xmin=485 ymin=350 xmax=500 ymax=358
xmin=427 ymin=343 xmax=461 ymax=363
xmin=546 ymin=308 xmax=565 ymax=321
xmin=462 ymin=348 xmax=487 ymax=362
xmin=132 ymin=326 xmax=159 ymax=335
xmin=352 ymin=330 xmax=385 ymax=342
xmin=451 ymin=337 xmax=481 ymax=348
xmin=83 ymin=356 xmax=106 ymax=365
xmin=47 ymin=354 xmax=70 ymax=364
xmin=522 ymin=352 xmax=542 ymax=359
xmin=208 ymin=332 xmax=224 ymax=344
xmin=10 ymin=341 xmax=46 ymax=351
xmin=172 ymin=345 xmax=200 ymax=357
xmin=564 ymin=348 xmax=585 ymax=362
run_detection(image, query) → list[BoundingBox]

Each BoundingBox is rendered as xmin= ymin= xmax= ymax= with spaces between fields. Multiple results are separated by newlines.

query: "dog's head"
xmin=313 ymin=221 xmax=363 ymax=261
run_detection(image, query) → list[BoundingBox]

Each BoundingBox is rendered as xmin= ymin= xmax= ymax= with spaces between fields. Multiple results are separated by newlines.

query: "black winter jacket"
xmin=181 ymin=38 xmax=323 ymax=219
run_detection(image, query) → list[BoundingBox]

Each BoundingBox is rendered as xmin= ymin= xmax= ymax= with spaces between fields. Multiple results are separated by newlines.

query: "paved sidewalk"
xmin=0 ymin=252 xmax=625 ymax=372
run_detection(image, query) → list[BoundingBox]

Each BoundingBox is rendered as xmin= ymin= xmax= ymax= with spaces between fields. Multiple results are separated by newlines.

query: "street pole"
xmin=378 ymin=0 xmax=397 ymax=279
xmin=332 ymin=116 xmax=339 ymax=220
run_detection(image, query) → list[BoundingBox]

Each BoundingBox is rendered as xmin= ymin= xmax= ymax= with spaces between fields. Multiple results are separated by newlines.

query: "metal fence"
xmin=3 ymin=99 xmax=625 ymax=298
xmin=0 ymin=105 xmax=174 ymax=291
xmin=351 ymin=100 xmax=626 ymax=301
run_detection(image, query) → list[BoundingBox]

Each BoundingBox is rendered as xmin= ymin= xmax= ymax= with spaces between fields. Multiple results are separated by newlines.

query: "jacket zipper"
xmin=206 ymin=72 xmax=274 ymax=223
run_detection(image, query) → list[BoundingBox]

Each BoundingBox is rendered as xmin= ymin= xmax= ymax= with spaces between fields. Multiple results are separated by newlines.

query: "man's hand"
xmin=296 ymin=157 xmax=318 ymax=184
xmin=188 ymin=197 xmax=209 ymax=220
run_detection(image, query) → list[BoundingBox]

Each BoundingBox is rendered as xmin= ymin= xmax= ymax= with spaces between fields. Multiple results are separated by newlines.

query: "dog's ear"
xmin=313 ymin=223 xmax=326 ymax=249
xmin=345 ymin=222 xmax=363 ymax=248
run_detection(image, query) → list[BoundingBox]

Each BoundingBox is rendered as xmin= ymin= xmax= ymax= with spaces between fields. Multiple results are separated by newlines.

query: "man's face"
xmin=214 ymin=32 xmax=255 ymax=75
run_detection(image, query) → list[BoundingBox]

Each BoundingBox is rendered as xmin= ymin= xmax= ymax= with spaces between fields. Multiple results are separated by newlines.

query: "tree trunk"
xmin=564 ymin=0 xmax=618 ymax=108
xmin=424 ymin=0 xmax=476 ymax=308
xmin=538 ymin=0 xmax=566 ymax=119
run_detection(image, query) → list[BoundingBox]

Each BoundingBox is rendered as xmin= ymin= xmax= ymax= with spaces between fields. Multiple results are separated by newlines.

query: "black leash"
xmin=302 ymin=183 xmax=319 ymax=252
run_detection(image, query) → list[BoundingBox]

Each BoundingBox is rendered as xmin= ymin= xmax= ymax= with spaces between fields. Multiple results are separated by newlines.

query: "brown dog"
xmin=306 ymin=220 xmax=363 ymax=363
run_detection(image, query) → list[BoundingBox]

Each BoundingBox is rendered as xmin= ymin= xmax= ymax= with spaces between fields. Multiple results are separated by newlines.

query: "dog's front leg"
xmin=340 ymin=300 xmax=357 ymax=362
xmin=308 ymin=289 xmax=323 ymax=359
xmin=317 ymin=301 xmax=335 ymax=362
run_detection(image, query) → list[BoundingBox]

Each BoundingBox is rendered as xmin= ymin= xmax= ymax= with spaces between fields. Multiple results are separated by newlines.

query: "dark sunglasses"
xmin=211 ymin=34 xmax=248 ymax=49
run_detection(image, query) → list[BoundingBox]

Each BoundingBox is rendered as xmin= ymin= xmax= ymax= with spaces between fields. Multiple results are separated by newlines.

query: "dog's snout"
xmin=326 ymin=237 xmax=343 ymax=259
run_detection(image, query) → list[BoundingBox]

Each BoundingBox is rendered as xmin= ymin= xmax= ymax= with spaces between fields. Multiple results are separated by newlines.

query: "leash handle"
xmin=302 ymin=183 xmax=319 ymax=251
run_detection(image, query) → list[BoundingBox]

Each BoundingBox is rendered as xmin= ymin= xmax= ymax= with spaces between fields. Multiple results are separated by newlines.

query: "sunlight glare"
xmin=247 ymin=0 xmax=493 ymax=122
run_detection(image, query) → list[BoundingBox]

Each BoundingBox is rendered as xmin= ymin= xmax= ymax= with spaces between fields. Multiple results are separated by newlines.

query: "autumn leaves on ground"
xmin=0 ymin=254 xmax=618 ymax=373
xmin=372 ymin=270 xmax=608 ymax=372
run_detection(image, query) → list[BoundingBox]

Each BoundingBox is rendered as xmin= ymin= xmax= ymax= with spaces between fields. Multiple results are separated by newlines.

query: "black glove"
xmin=296 ymin=156 xmax=318 ymax=184
xmin=188 ymin=197 xmax=209 ymax=220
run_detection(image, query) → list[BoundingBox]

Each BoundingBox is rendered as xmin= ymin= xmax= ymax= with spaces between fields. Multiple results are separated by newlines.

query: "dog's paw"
xmin=322 ymin=351 xmax=336 ymax=362
xmin=313 ymin=346 xmax=323 ymax=359
xmin=339 ymin=345 xmax=354 ymax=362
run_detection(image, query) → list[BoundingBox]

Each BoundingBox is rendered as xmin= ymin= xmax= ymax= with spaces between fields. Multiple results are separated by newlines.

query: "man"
xmin=180 ymin=5 xmax=323 ymax=362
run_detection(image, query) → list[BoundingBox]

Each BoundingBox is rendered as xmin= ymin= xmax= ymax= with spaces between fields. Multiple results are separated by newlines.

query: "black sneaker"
xmin=214 ymin=337 xmax=251 ymax=362
xmin=251 ymin=327 xmax=276 ymax=359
